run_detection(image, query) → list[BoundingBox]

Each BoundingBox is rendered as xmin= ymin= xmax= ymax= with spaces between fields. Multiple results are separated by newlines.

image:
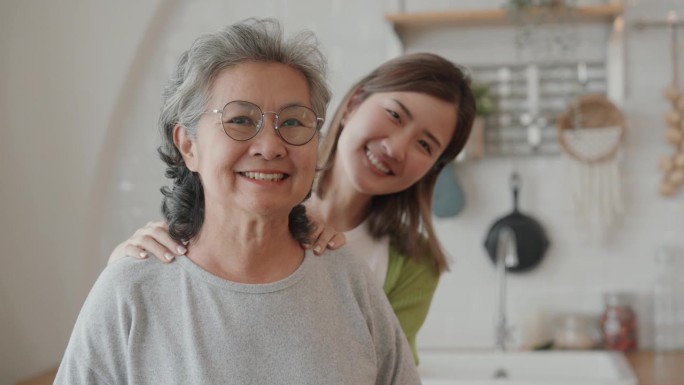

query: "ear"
xmin=173 ymin=124 xmax=198 ymax=172
xmin=342 ymin=87 xmax=365 ymax=122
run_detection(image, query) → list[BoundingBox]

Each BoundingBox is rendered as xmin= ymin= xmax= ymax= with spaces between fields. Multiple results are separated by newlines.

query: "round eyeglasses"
xmin=207 ymin=100 xmax=323 ymax=146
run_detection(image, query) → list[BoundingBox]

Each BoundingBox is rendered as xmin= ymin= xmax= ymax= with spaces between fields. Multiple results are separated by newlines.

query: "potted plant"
xmin=466 ymin=81 xmax=496 ymax=159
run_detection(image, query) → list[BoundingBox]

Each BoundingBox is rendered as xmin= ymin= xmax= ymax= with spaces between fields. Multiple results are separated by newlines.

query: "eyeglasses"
xmin=207 ymin=100 xmax=323 ymax=146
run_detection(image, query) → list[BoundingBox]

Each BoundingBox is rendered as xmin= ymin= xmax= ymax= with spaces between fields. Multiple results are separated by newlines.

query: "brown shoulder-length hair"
xmin=314 ymin=53 xmax=476 ymax=274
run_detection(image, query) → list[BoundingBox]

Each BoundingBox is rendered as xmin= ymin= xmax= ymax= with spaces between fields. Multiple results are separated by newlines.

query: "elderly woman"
xmin=55 ymin=19 xmax=419 ymax=384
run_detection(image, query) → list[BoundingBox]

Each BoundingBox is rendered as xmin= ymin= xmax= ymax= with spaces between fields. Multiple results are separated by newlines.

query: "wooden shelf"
xmin=385 ymin=4 xmax=624 ymax=28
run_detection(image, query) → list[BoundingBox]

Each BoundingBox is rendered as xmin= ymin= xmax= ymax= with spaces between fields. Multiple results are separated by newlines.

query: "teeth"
xmin=365 ymin=149 xmax=390 ymax=174
xmin=242 ymin=172 xmax=286 ymax=181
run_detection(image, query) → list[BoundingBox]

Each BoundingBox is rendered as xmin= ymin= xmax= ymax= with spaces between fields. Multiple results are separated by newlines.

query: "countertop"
xmin=625 ymin=350 xmax=684 ymax=385
xmin=16 ymin=367 xmax=57 ymax=385
xmin=15 ymin=351 xmax=684 ymax=385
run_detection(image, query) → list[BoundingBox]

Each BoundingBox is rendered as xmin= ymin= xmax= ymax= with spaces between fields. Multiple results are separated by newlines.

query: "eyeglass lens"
xmin=221 ymin=101 xmax=318 ymax=145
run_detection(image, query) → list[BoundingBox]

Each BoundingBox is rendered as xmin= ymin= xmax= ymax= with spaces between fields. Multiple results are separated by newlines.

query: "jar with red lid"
xmin=600 ymin=292 xmax=638 ymax=351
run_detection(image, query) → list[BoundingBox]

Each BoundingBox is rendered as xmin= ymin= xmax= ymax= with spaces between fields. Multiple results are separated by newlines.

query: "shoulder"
xmin=388 ymin=242 xmax=439 ymax=278
xmin=101 ymin=256 xmax=169 ymax=284
xmin=311 ymin=248 xmax=387 ymax=305
xmin=57 ymin=259 xmax=165 ymax=384
xmin=385 ymin=242 xmax=440 ymax=294
xmin=72 ymin=257 xmax=175 ymax=338
xmin=315 ymin=248 xmax=374 ymax=285
xmin=388 ymin=232 xmax=439 ymax=270
xmin=86 ymin=257 xmax=172 ymax=306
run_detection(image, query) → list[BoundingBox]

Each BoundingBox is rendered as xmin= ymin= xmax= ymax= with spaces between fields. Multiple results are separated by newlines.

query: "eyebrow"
xmin=392 ymin=99 xmax=444 ymax=149
xmin=218 ymin=100 xmax=312 ymax=111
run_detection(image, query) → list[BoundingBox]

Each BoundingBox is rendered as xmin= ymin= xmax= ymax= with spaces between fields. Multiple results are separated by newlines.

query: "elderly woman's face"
xmin=178 ymin=62 xmax=318 ymax=218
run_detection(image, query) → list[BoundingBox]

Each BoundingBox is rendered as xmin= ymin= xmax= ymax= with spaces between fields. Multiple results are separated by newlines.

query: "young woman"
xmin=110 ymin=52 xmax=476 ymax=362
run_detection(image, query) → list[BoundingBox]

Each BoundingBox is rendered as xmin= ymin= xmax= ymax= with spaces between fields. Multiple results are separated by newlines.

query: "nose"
xmin=249 ymin=115 xmax=286 ymax=160
xmin=380 ymin=132 xmax=410 ymax=162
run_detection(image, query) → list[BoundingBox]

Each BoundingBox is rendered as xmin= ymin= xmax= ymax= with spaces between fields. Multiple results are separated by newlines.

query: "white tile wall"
xmin=413 ymin=0 xmax=684 ymax=350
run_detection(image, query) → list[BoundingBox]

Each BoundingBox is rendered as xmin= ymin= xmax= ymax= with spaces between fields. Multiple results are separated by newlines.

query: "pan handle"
xmin=509 ymin=172 xmax=521 ymax=212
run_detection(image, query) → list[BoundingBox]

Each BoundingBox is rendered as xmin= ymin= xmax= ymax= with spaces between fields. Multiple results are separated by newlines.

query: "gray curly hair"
xmin=157 ymin=18 xmax=331 ymax=244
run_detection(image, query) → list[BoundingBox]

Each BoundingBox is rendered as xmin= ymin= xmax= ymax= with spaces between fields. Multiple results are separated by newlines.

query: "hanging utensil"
xmin=432 ymin=161 xmax=465 ymax=218
xmin=483 ymin=172 xmax=550 ymax=272
xmin=525 ymin=64 xmax=542 ymax=152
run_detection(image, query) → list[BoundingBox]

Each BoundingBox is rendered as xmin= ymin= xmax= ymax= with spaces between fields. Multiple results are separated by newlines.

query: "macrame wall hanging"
xmin=557 ymin=94 xmax=626 ymax=240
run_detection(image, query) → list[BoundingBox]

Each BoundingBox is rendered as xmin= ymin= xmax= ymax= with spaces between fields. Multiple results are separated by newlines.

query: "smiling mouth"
xmin=239 ymin=172 xmax=288 ymax=181
xmin=365 ymin=148 xmax=391 ymax=175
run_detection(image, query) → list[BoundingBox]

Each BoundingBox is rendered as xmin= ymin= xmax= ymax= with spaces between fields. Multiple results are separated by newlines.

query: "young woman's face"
xmin=178 ymin=62 xmax=318 ymax=218
xmin=334 ymin=91 xmax=457 ymax=196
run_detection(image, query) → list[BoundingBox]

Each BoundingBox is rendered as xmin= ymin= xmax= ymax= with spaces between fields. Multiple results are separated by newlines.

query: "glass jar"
xmin=652 ymin=246 xmax=684 ymax=351
xmin=600 ymin=292 xmax=638 ymax=351
xmin=553 ymin=313 xmax=601 ymax=350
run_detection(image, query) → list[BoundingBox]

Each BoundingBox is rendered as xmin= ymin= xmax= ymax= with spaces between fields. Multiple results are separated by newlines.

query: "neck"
xmin=309 ymin=167 xmax=372 ymax=232
xmin=186 ymin=205 xmax=304 ymax=284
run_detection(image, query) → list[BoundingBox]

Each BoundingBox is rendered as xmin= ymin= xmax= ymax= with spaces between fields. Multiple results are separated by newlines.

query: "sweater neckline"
xmin=176 ymin=250 xmax=311 ymax=293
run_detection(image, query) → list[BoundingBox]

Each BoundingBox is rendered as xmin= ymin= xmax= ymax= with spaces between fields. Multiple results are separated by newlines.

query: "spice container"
xmin=600 ymin=292 xmax=638 ymax=351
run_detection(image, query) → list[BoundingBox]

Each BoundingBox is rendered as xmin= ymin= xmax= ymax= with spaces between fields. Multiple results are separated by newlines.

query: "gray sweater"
xmin=54 ymin=248 xmax=420 ymax=384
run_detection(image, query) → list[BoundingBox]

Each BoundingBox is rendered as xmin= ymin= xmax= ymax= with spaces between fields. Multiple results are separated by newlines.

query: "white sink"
xmin=417 ymin=349 xmax=637 ymax=385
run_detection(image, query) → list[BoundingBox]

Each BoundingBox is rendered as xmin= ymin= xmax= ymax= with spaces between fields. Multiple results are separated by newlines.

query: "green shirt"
xmin=382 ymin=242 xmax=440 ymax=364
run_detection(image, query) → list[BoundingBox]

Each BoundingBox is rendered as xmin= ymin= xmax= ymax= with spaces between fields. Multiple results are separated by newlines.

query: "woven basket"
xmin=557 ymin=93 xmax=626 ymax=163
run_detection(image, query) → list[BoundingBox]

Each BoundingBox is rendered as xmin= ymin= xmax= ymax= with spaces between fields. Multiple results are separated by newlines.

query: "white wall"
xmin=0 ymin=1 xmax=165 ymax=382
xmin=0 ymin=0 xmax=680 ymax=382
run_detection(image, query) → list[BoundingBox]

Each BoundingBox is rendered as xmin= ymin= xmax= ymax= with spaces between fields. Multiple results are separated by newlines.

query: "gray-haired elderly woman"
xmin=54 ymin=19 xmax=419 ymax=384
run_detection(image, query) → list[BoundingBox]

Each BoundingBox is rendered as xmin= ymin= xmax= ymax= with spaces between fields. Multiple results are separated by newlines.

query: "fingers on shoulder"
xmin=312 ymin=226 xmax=345 ymax=255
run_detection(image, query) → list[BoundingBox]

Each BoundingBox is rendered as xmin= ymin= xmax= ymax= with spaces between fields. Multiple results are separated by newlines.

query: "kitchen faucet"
xmin=494 ymin=227 xmax=519 ymax=352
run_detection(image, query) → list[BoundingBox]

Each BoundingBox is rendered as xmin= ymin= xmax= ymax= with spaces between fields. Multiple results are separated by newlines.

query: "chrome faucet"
xmin=494 ymin=227 xmax=519 ymax=352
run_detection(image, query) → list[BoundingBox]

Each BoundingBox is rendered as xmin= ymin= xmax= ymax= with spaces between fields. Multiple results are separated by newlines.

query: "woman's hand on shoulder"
xmin=303 ymin=215 xmax=345 ymax=256
xmin=107 ymin=221 xmax=187 ymax=265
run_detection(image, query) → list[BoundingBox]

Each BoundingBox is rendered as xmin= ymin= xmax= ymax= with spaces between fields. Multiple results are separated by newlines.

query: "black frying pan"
xmin=483 ymin=172 xmax=549 ymax=272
